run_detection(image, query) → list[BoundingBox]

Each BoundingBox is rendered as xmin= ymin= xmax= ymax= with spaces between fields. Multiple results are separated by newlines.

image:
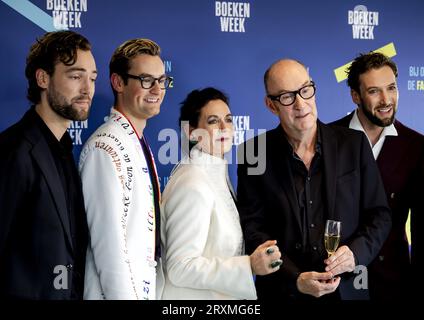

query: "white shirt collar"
xmin=349 ymin=109 xmax=398 ymax=159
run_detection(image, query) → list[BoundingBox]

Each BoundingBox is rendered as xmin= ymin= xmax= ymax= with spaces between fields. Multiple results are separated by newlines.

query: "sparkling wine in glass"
xmin=324 ymin=220 xmax=341 ymax=258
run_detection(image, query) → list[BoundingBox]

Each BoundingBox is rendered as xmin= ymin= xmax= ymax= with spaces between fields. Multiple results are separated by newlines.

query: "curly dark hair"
xmin=347 ymin=52 xmax=398 ymax=93
xmin=25 ymin=30 xmax=91 ymax=104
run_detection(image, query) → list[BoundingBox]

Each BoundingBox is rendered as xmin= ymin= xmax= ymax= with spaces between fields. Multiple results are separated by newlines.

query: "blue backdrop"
xmin=1 ymin=0 xmax=423 ymax=189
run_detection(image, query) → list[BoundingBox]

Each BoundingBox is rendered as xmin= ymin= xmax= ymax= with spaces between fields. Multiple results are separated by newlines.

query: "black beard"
xmin=360 ymin=103 xmax=395 ymax=127
xmin=47 ymin=86 xmax=90 ymax=121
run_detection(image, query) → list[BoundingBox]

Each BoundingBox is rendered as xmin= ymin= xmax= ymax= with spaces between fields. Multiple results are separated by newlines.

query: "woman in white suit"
xmin=159 ymin=88 xmax=282 ymax=300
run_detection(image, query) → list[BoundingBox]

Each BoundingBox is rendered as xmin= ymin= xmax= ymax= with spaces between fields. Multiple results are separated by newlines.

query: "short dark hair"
xmin=179 ymin=87 xmax=229 ymax=128
xmin=25 ymin=30 xmax=91 ymax=104
xmin=179 ymin=87 xmax=229 ymax=152
xmin=347 ymin=52 xmax=398 ymax=93
xmin=109 ymin=38 xmax=161 ymax=104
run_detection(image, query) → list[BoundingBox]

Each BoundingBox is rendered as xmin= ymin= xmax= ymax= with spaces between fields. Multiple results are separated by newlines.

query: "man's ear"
xmin=351 ymin=89 xmax=361 ymax=105
xmin=111 ymin=73 xmax=124 ymax=93
xmin=265 ymin=96 xmax=279 ymax=115
xmin=35 ymin=69 xmax=49 ymax=89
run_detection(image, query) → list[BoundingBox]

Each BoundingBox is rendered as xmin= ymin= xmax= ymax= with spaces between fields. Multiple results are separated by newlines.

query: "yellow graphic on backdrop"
xmin=334 ymin=42 xmax=397 ymax=82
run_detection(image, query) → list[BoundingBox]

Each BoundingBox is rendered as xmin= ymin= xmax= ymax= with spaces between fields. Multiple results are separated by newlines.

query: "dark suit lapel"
xmin=320 ymin=122 xmax=339 ymax=221
xmin=270 ymin=127 xmax=303 ymax=232
xmin=377 ymin=137 xmax=401 ymax=177
xmin=376 ymin=121 xmax=404 ymax=176
xmin=333 ymin=112 xmax=354 ymax=127
xmin=25 ymin=122 xmax=74 ymax=253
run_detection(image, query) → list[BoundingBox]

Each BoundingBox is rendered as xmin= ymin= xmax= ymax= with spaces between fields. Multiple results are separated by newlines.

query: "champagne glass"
xmin=324 ymin=220 xmax=341 ymax=258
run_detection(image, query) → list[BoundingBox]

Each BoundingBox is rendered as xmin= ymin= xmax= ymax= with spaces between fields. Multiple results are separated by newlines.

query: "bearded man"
xmin=0 ymin=31 xmax=97 ymax=299
xmin=331 ymin=52 xmax=424 ymax=300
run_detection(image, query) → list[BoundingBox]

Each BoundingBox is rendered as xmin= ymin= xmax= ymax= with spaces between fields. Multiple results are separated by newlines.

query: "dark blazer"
xmin=0 ymin=109 xmax=88 ymax=299
xmin=331 ymin=113 xmax=424 ymax=300
xmin=237 ymin=121 xmax=391 ymax=300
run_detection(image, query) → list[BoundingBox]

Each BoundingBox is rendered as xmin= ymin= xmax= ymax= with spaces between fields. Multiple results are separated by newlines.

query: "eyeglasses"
xmin=268 ymin=81 xmax=316 ymax=106
xmin=125 ymin=74 xmax=173 ymax=89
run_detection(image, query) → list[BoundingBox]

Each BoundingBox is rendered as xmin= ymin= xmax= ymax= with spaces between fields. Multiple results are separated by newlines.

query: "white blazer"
xmin=79 ymin=108 xmax=158 ymax=300
xmin=159 ymin=148 xmax=256 ymax=300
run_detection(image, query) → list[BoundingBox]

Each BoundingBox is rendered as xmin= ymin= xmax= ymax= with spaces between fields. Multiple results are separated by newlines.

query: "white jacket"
xmin=159 ymin=148 xmax=256 ymax=300
xmin=79 ymin=108 xmax=159 ymax=300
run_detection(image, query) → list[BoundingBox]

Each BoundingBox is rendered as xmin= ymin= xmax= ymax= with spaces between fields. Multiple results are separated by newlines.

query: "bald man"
xmin=237 ymin=59 xmax=391 ymax=300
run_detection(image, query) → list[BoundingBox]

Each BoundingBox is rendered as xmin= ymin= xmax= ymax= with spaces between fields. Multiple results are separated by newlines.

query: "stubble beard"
xmin=47 ymin=84 xmax=91 ymax=121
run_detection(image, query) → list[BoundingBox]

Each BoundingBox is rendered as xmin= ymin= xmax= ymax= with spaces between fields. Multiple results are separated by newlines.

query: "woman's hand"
xmin=250 ymin=240 xmax=282 ymax=275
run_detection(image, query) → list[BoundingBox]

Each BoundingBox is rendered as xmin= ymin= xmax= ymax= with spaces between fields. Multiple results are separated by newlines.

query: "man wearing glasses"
xmin=79 ymin=39 xmax=171 ymax=299
xmin=237 ymin=59 xmax=391 ymax=300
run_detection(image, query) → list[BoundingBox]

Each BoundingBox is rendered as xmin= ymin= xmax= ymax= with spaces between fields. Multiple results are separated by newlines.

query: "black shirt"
xmin=33 ymin=108 xmax=88 ymax=299
xmin=286 ymin=128 xmax=340 ymax=300
xmin=286 ymin=128 xmax=327 ymax=270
